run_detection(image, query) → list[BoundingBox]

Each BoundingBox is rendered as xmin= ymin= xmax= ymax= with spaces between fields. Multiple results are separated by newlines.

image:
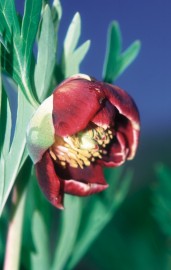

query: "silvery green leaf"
xmin=0 ymin=76 xmax=11 ymax=208
xmin=64 ymin=40 xmax=91 ymax=77
xmin=117 ymin=40 xmax=141 ymax=78
xmin=21 ymin=0 xmax=42 ymax=74
xmin=52 ymin=196 xmax=82 ymax=270
xmin=0 ymin=0 xmax=42 ymax=107
xmin=103 ymin=21 xmax=141 ymax=82
xmin=0 ymin=57 xmax=11 ymax=156
xmin=34 ymin=5 xmax=56 ymax=102
xmin=0 ymin=35 xmax=9 ymax=53
xmin=52 ymin=0 xmax=62 ymax=33
xmin=30 ymin=211 xmax=50 ymax=270
xmin=0 ymin=0 xmax=20 ymax=38
xmin=103 ymin=21 xmax=122 ymax=82
xmin=0 ymin=86 xmax=12 ymax=157
xmin=0 ymin=158 xmax=5 ymax=207
xmin=67 ymin=168 xmax=132 ymax=270
xmin=64 ymin=12 xmax=81 ymax=57
xmin=0 ymin=90 xmax=34 ymax=215
xmin=62 ymin=12 xmax=90 ymax=78
xmin=21 ymin=171 xmax=52 ymax=270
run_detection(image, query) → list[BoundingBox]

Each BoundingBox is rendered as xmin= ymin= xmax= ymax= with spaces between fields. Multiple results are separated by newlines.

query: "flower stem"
xmin=3 ymin=158 xmax=32 ymax=270
xmin=3 ymin=186 xmax=27 ymax=270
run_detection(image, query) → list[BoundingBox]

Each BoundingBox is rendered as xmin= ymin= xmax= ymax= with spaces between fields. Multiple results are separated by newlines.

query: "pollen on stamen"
xmin=60 ymin=161 xmax=66 ymax=167
xmin=49 ymin=149 xmax=57 ymax=160
xmin=50 ymin=125 xmax=114 ymax=169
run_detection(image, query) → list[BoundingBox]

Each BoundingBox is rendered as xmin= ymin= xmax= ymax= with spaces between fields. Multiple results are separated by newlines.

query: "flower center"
xmin=49 ymin=125 xmax=113 ymax=169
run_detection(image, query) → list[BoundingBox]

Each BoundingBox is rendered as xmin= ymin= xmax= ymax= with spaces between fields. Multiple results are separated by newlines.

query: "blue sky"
xmin=59 ymin=0 xmax=171 ymax=135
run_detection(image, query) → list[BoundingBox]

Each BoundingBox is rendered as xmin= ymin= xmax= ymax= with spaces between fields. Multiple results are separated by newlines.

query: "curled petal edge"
xmin=103 ymin=84 xmax=140 ymax=159
xmin=63 ymin=179 xmax=108 ymax=196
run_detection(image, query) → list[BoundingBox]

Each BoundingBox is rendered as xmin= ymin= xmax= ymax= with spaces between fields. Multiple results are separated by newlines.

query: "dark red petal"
xmin=98 ymin=131 xmax=129 ymax=167
xmin=52 ymin=79 xmax=105 ymax=136
xmin=116 ymin=114 xmax=139 ymax=160
xmin=102 ymin=83 xmax=140 ymax=159
xmin=63 ymin=180 xmax=108 ymax=196
xmin=91 ymin=100 xmax=116 ymax=128
xmin=63 ymin=163 xmax=108 ymax=196
xmin=35 ymin=151 xmax=64 ymax=209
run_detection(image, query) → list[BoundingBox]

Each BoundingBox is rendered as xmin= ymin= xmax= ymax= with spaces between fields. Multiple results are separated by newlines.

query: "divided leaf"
xmin=0 ymin=0 xmax=44 ymax=215
xmin=117 ymin=40 xmax=141 ymax=78
xmin=61 ymin=12 xmax=91 ymax=78
xmin=0 ymin=89 xmax=34 ymax=215
xmin=103 ymin=21 xmax=141 ymax=82
xmin=34 ymin=5 xmax=56 ymax=102
xmin=21 ymin=170 xmax=52 ymax=270
xmin=66 ymin=167 xmax=132 ymax=270
xmin=0 ymin=69 xmax=11 ymax=209
xmin=30 ymin=211 xmax=51 ymax=270
xmin=0 ymin=158 xmax=5 ymax=208
xmin=64 ymin=12 xmax=81 ymax=56
xmin=0 ymin=85 xmax=12 ymax=157
xmin=0 ymin=4 xmax=139 ymax=270
xmin=52 ymin=196 xmax=82 ymax=270
xmin=0 ymin=0 xmax=20 ymax=38
xmin=21 ymin=0 xmax=42 ymax=75
xmin=103 ymin=21 xmax=122 ymax=82
xmin=52 ymin=0 xmax=62 ymax=33
xmin=0 ymin=0 xmax=42 ymax=107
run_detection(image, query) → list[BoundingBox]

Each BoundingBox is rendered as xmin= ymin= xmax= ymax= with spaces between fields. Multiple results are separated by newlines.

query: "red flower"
xmin=27 ymin=74 xmax=140 ymax=209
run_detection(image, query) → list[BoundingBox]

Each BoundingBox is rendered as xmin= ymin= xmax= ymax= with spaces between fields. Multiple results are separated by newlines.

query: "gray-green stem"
xmin=3 ymin=158 xmax=32 ymax=270
xmin=3 ymin=185 xmax=27 ymax=270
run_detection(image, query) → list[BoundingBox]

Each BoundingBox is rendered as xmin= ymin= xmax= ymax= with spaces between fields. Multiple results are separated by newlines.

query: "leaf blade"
xmin=103 ymin=21 xmax=122 ymax=82
xmin=52 ymin=196 xmax=82 ymax=270
xmin=0 ymin=90 xmax=34 ymax=215
xmin=67 ymin=168 xmax=132 ymax=269
xmin=52 ymin=0 xmax=62 ymax=33
xmin=21 ymin=171 xmax=52 ymax=270
xmin=0 ymin=0 xmax=20 ymax=36
xmin=21 ymin=0 xmax=42 ymax=71
xmin=30 ymin=211 xmax=50 ymax=270
xmin=0 ymin=158 xmax=5 ymax=207
xmin=103 ymin=21 xmax=141 ymax=82
xmin=0 ymin=85 xmax=12 ymax=156
xmin=34 ymin=5 xmax=56 ymax=102
xmin=118 ymin=40 xmax=141 ymax=78
xmin=63 ymin=12 xmax=81 ymax=57
xmin=65 ymin=40 xmax=91 ymax=77
xmin=61 ymin=13 xmax=90 ymax=78
xmin=0 ymin=0 xmax=41 ymax=107
xmin=153 ymin=164 xmax=171 ymax=237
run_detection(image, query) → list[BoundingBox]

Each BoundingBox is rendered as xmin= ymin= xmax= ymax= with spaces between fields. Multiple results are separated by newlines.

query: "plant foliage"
xmin=0 ymin=0 xmax=141 ymax=269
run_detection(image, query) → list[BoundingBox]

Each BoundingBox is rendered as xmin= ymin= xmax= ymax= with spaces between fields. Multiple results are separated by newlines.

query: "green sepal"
xmin=26 ymin=95 xmax=54 ymax=164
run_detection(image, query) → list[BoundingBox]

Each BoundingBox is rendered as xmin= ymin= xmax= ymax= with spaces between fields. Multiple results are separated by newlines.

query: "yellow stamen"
xmin=49 ymin=125 xmax=113 ymax=169
xmin=49 ymin=149 xmax=57 ymax=161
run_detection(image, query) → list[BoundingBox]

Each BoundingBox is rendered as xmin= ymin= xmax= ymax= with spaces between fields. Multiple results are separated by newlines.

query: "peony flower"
xmin=26 ymin=74 xmax=140 ymax=209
